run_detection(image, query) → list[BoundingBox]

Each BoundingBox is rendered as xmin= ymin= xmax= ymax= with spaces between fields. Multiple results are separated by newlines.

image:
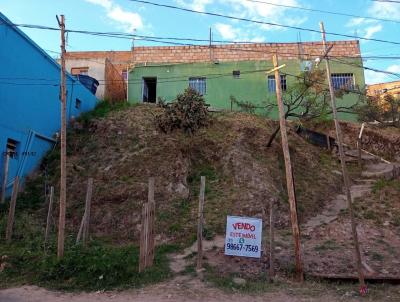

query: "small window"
xmin=6 ymin=138 xmax=19 ymax=159
xmin=75 ymin=98 xmax=82 ymax=109
xmin=122 ymin=71 xmax=128 ymax=81
xmin=268 ymin=75 xmax=287 ymax=92
xmin=331 ymin=73 xmax=354 ymax=91
xmin=71 ymin=67 xmax=89 ymax=76
xmin=233 ymin=70 xmax=240 ymax=79
xmin=189 ymin=77 xmax=207 ymax=95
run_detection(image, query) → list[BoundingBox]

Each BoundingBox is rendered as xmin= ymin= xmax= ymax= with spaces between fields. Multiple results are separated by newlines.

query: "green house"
xmin=128 ymin=42 xmax=365 ymax=121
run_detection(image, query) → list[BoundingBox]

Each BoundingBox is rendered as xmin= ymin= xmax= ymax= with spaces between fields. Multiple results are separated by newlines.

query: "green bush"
xmin=156 ymin=88 xmax=209 ymax=134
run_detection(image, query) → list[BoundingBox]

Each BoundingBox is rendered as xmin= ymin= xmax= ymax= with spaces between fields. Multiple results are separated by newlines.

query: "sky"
xmin=1 ymin=0 xmax=400 ymax=84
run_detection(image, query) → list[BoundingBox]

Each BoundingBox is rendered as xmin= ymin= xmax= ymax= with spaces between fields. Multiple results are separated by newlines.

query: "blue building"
xmin=0 ymin=12 xmax=98 ymax=198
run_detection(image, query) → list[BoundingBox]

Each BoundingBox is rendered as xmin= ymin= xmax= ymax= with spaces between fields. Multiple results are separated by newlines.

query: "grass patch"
xmin=78 ymin=101 xmax=132 ymax=127
xmin=314 ymin=239 xmax=339 ymax=251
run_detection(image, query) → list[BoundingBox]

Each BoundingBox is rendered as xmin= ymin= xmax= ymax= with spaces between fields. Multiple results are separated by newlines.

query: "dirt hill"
xmin=40 ymin=104 xmax=341 ymax=246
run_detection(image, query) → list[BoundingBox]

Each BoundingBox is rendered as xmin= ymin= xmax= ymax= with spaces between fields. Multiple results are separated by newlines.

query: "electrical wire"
xmin=127 ymin=0 xmax=400 ymax=45
xmin=244 ymin=0 xmax=400 ymax=24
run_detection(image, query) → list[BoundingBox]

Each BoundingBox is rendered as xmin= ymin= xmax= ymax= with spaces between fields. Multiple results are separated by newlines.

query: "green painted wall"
xmin=128 ymin=59 xmax=365 ymax=121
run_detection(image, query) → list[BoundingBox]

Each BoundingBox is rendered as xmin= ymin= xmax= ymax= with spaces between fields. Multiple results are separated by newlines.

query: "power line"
xmin=127 ymin=0 xmax=400 ymax=45
xmin=244 ymin=0 xmax=400 ymax=24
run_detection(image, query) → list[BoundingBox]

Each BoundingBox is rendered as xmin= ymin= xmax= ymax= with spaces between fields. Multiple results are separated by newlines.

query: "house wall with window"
xmin=0 ymin=12 xmax=98 ymax=198
xmin=128 ymin=57 xmax=365 ymax=120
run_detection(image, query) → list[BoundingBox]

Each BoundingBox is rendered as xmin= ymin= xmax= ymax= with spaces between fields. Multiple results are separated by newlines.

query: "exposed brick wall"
xmin=66 ymin=41 xmax=361 ymax=74
xmin=104 ymin=58 xmax=126 ymax=102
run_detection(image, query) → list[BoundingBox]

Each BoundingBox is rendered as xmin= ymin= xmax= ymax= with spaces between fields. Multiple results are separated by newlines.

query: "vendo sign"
xmin=224 ymin=216 xmax=262 ymax=258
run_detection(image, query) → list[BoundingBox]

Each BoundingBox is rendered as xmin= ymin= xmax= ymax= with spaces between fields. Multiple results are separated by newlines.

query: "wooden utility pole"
xmin=272 ymin=54 xmax=304 ymax=282
xmin=197 ymin=176 xmax=205 ymax=271
xmin=320 ymin=22 xmax=365 ymax=290
xmin=57 ymin=14 xmax=67 ymax=259
xmin=1 ymin=153 xmax=10 ymax=203
xmin=44 ymin=186 xmax=55 ymax=247
xmin=6 ymin=177 xmax=19 ymax=243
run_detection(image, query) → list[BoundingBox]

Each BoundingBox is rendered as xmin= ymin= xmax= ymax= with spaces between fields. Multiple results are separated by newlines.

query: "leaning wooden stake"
xmin=76 ymin=178 xmax=94 ymax=245
xmin=139 ymin=178 xmax=155 ymax=272
xmin=320 ymin=22 xmax=365 ymax=290
xmin=82 ymin=178 xmax=94 ymax=245
xmin=6 ymin=177 xmax=20 ymax=243
xmin=44 ymin=186 xmax=55 ymax=246
xmin=272 ymin=54 xmax=304 ymax=282
xmin=1 ymin=153 xmax=10 ymax=204
xmin=197 ymin=176 xmax=206 ymax=271
xmin=269 ymin=198 xmax=275 ymax=282
xmin=357 ymin=123 xmax=365 ymax=171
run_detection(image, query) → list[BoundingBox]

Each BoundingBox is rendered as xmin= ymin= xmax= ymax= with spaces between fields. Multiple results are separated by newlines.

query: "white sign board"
xmin=224 ymin=216 xmax=262 ymax=258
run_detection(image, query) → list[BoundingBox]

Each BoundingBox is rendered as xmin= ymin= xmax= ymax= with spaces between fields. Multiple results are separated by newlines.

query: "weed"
xmin=314 ymin=239 xmax=339 ymax=251
xmin=371 ymin=252 xmax=384 ymax=261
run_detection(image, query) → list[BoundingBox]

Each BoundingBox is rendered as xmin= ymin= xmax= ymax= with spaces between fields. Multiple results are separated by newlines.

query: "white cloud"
xmin=346 ymin=17 xmax=383 ymax=41
xmin=176 ymin=0 xmax=214 ymax=12
xmin=85 ymin=0 xmax=112 ymax=9
xmin=365 ymin=63 xmax=400 ymax=84
xmin=215 ymin=22 xmax=266 ymax=42
xmin=364 ymin=24 xmax=383 ymax=39
xmin=346 ymin=18 xmax=375 ymax=27
xmin=387 ymin=64 xmax=400 ymax=74
xmin=107 ymin=5 xmax=143 ymax=32
xmin=84 ymin=0 xmax=143 ymax=32
xmin=215 ymin=23 xmax=239 ymax=40
xmin=368 ymin=2 xmax=400 ymax=21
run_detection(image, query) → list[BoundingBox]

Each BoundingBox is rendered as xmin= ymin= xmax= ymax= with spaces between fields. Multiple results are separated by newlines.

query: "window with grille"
xmin=331 ymin=73 xmax=354 ymax=90
xmin=268 ymin=75 xmax=287 ymax=92
xmin=189 ymin=77 xmax=207 ymax=95
xmin=6 ymin=138 xmax=19 ymax=159
xmin=75 ymin=98 xmax=82 ymax=109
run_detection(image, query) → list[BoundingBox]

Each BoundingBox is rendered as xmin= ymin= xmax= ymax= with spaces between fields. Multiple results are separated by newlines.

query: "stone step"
xmin=362 ymin=163 xmax=395 ymax=179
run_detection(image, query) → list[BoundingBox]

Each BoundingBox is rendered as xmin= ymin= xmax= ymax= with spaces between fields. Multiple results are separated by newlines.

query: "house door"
xmin=142 ymin=77 xmax=157 ymax=103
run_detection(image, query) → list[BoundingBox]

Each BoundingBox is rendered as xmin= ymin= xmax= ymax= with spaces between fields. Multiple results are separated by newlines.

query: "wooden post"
xmin=272 ymin=54 xmax=304 ymax=282
xmin=320 ymin=22 xmax=365 ymax=290
xmin=6 ymin=177 xmax=19 ymax=243
xmin=76 ymin=178 xmax=94 ymax=245
xmin=357 ymin=123 xmax=365 ymax=171
xmin=269 ymin=198 xmax=275 ymax=282
xmin=82 ymin=178 xmax=93 ymax=245
xmin=326 ymin=134 xmax=331 ymax=151
xmin=1 ymin=153 xmax=10 ymax=203
xmin=57 ymin=14 xmax=67 ymax=259
xmin=197 ymin=176 xmax=205 ymax=271
xmin=139 ymin=178 xmax=155 ymax=272
xmin=44 ymin=186 xmax=55 ymax=246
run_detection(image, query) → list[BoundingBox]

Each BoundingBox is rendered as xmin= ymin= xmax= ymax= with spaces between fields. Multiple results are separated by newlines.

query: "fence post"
xmin=44 ymin=186 xmax=55 ymax=247
xmin=76 ymin=178 xmax=94 ymax=245
xmin=6 ymin=177 xmax=19 ymax=243
xmin=139 ymin=178 xmax=155 ymax=272
xmin=1 ymin=153 xmax=10 ymax=204
xmin=82 ymin=178 xmax=94 ymax=245
xmin=197 ymin=176 xmax=206 ymax=271
xmin=269 ymin=198 xmax=275 ymax=282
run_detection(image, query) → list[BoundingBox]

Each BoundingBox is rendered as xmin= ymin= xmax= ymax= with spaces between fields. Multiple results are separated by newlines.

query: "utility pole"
xmin=272 ymin=54 xmax=304 ymax=282
xmin=319 ymin=22 xmax=366 ymax=291
xmin=57 ymin=14 xmax=67 ymax=259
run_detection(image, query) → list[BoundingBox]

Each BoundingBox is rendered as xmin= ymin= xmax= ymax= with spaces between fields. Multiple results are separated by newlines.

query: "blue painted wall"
xmin=0 ymin=13 xmax=98 ymax=197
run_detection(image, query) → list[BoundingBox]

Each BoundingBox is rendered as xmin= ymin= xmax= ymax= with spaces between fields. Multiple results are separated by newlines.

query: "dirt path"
xmin=0 ymin=277 xmax=384 ymax=302
xmin=302 ymin=156 xmax=396 ymax=235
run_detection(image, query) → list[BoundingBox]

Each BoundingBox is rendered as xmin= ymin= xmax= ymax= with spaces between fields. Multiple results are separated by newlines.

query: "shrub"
xmin=156 ymin=88 xmax=209 ymax=134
